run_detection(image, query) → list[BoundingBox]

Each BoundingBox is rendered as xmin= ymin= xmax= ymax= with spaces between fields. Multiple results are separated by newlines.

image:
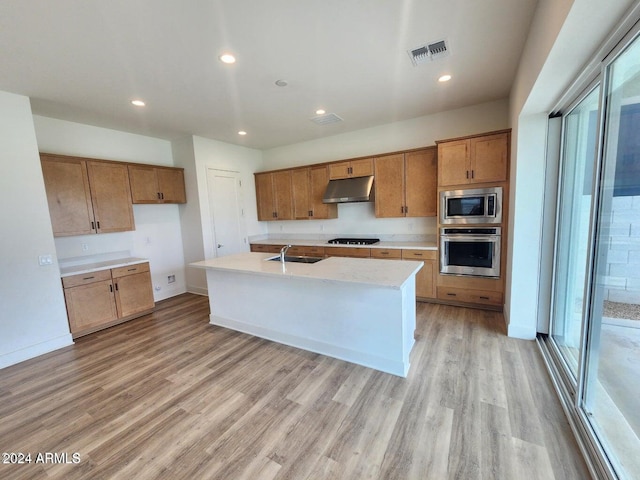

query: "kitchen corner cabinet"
xmin=328 ymin=158 xmax=374 ymax=179
xmin=374 ymin=148 xmax=437 ymax=218
xmin=63 ymin=262 xmax=155 ymax=338
xmin=129 ymin=165 xmax=186 ymax=204
xmin=437 ymin=131 xmax=509 ymax=187
xmin=41 ymin=155 xmax=135 ymax=236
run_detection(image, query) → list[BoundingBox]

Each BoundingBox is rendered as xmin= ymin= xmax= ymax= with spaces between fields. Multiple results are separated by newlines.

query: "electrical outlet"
xmin=167 ymin=274 xmax=176 ymax=284
xmin=81 ymin=243 xmax=89 ymax=251
xmin=38 ymin=254 xmax=53 ymax=266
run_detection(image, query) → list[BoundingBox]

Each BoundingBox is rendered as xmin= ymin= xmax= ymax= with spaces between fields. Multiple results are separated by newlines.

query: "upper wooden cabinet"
xmin=374 ymin=148 xmax=437 ymax=218
xmin=255 ymin=171 xmax=294 ymax=221
xmin=290 ymin=166 xmax=338 ymax=220
xmin=41 ymin=154 xmax=135 ymax=236
xmin=257 ymin=167 xmax=337 ymax=222
xmin=291 ymin=168 xmax=312 ymax=220
xmin=309 ymin=166 xmax=337 ymax=219
xmin=328 ymin=158 xmax=374 ymax=179
xmin=437 ymin=131 xmax=509 ymax=187
xmin=128 ymin=165 xmax=186 ymax=204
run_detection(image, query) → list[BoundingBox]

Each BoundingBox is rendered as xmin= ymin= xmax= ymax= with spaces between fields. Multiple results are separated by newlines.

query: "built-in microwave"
xmin=440 ymin=186 xmax=502 ymax=225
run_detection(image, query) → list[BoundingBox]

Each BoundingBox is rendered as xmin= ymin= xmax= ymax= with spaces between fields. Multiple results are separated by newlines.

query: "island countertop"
xmin=190 ymin=252 xmax=423 ymax=289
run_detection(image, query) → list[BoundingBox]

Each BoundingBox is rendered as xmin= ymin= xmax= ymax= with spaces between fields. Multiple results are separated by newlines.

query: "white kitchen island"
xmin=190 ymin=252 xmax=423 ymax=377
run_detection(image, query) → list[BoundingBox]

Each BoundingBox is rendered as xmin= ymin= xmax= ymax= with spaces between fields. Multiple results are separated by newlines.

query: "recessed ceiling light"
xmin=131 ymin=99 xmax=145 ymax=107
xmin=438 ymin=74 xmax=452 ymax=82
xmin=238 ymin=131 xmax=247 ymax=136
xmin=219 ymin=54 xmax=236 ymax=64
xmin=315 ymin=109 xmax=326 ymax=115
xmin=275 ymin=79 xmax=288 ymax=87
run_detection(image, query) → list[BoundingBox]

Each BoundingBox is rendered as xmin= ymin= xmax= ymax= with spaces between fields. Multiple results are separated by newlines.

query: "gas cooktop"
xmin=327 ymin=238 xmax=380 ymax=245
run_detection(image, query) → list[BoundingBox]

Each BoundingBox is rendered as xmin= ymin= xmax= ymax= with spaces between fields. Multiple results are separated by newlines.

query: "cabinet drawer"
xmin=437 ymin=287 xmax=503 ymax=306
xmin=301 ymin=246 xmax=325 ymax=256
xmin=286 ymin=245 xmax=306 ymax=256
xmin=111 ymin=262 xmax=150 ymax=279
xmin=371 ymin=249 xmax=402 ymax=259
xmin=250 ymin=244 xmax=270 ymax=253
xmin=402 ymin=249 xmax=437 ymax=260
xmin=325 ymin=247 xmax=371 ymax=258
xmin=62 ymin=269 xmax=112 ymax=288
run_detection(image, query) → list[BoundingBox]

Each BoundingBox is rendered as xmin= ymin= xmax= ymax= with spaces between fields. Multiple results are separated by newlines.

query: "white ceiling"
xmin=0 ymin=0 xmax=538 ymax=150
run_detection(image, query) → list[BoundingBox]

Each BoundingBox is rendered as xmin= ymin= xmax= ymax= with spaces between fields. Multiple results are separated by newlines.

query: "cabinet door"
xmin=309 ymin=166 xmax=337 ymax=219
xmin=470 ymin=133 xmax=508 ymax=183
xmin=157 ymin=168 xmax=186 ymax=203
xmin=86 ymin=161 xmax=135 ymax=233
xmin=129 ymin=165 xmax=160 ymax=203
xmin=374 ymin=153 xmax=405 ymax=218
xmin=350 ymin=158 xmax=374 ymax=177
xmin=255 ymin=172 xmax=275 ymax=220
xmin=113 ymin=271 xmax=155 ymax=318
xmin=438 ymin=140 xmax=469 ymax=186
xmin=64 ymin=279 xmax=118 ymax=333
xmin=272 ymin=170 xmax=294 ymax=220
xmin=415 ymin=260 xmax=436 ymax=298
xmin=405 ymin=148 xmax=437 ymax=217
xmin=291 ymin=168 xmax=311 ymax=219
xmin=329 ymin=161 xmax=351 ymax=179
xmin=402 ymin=249 xmax=437 ymax=299
xmin=41 ymin=156 xmax=95 ymax=236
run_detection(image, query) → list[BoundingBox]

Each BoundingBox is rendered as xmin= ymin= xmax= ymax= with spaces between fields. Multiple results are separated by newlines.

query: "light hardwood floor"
xmin=0 ymin=293 xmax=590 ymax=480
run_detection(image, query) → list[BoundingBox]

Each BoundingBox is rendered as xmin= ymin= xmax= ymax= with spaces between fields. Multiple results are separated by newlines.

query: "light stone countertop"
xmin=60 ymin=257 xmax=149 ymax=278
xmin=250 ymin=238 xmax=437 ymax=250
xmin=190 ymin=252 xmax=423 ymax=289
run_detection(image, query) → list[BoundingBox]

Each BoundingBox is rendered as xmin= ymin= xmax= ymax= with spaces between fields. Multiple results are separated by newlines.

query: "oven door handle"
xmin=441 ymin=235 xmax=500 ymax=242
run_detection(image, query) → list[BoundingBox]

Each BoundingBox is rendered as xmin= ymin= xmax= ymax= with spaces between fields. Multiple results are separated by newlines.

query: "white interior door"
xmin=207 ymin=168 xmax=247 ymax=257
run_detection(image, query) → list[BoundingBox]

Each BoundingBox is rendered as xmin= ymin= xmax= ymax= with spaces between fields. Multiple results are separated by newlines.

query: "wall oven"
xmin=440 ymin=186 xmax=502 ymax=224
xmin=440 ymin=227 xmax=501 ymax=278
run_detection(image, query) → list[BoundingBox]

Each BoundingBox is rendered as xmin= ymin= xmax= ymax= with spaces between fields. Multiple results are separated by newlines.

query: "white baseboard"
xmin=507 ymin=322 xmax=537 ymax=340
xmin=187 ymin=285 xmax=208 ymax=296
xmin=0 ymin=334 xmax=74 ymax=370
xmin=210 ymin=314 xmax=408 ymax=377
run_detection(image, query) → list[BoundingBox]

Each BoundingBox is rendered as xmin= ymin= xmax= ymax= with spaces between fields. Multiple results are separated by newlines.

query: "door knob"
xmin=217 ymin=243 xmax=224 ymax=248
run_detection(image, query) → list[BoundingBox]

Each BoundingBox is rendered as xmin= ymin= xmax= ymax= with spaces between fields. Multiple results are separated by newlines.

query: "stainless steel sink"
xmin=266 ymin=255 xmax=324 ymax=264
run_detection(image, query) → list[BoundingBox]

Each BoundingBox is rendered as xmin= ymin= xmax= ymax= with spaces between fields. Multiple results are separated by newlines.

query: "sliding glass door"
xmin=551 ymin=86 xmax=600 ymax=380
xmin=581 ymin=32 xmax=640 ymax=479
xmin=547 ymin=25 xmax=640 ymax=480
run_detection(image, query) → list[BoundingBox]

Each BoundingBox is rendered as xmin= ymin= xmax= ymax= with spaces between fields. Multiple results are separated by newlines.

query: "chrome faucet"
xmin=280 ymin=244 xmax=292 ymax=263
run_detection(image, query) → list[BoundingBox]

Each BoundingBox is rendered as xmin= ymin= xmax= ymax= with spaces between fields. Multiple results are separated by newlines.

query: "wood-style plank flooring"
xmin=0 ymin=293 xmax=590 ymax=479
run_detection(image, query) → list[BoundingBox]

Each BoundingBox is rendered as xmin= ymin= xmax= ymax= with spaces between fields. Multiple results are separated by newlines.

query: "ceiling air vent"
xmin=310 ymin=112 xmax=343 ymax=126
xmin=408 ymin=39 xmax=449 ymax=66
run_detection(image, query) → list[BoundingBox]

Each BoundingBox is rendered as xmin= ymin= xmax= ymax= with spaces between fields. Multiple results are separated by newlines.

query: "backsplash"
xmin=263 ymin=201 xmax=438 ymax=237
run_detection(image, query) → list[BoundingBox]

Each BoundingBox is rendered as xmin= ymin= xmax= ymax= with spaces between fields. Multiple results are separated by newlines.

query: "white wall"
xmin=262 ymin=99 xmax=509 ymax=237
xmin=0 ymin=92 xmax=73 ymax=368
xmin=33 ymin=116 xmax=187 ymax=301
xmin=174 ymin=135 xmax=264 ymax=294
xmin=506 ymin=0 xmax=637 ymax=338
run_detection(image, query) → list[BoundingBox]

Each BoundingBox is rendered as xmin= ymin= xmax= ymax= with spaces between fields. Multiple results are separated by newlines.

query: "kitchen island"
xmin=190 ymin=252 xmax=423 ymax=377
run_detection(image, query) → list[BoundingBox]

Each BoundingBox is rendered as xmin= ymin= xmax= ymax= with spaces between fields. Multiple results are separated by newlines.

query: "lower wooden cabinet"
xmin=250 ymin=244 xmax=285 ymax=254
xmin=324 ymin=247 xmax=371 ymax=258
xmin=402 ymin=249 xmax=437 ymax=299
xmin=62 ymin=262 xmax=155 ymax=338
xmin=436 ymin=286 xmax=503 ymax=308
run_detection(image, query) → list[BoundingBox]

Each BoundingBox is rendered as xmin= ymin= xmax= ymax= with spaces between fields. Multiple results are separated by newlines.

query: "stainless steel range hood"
xmin=322 ymin=176 xmax=374 ymax=203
